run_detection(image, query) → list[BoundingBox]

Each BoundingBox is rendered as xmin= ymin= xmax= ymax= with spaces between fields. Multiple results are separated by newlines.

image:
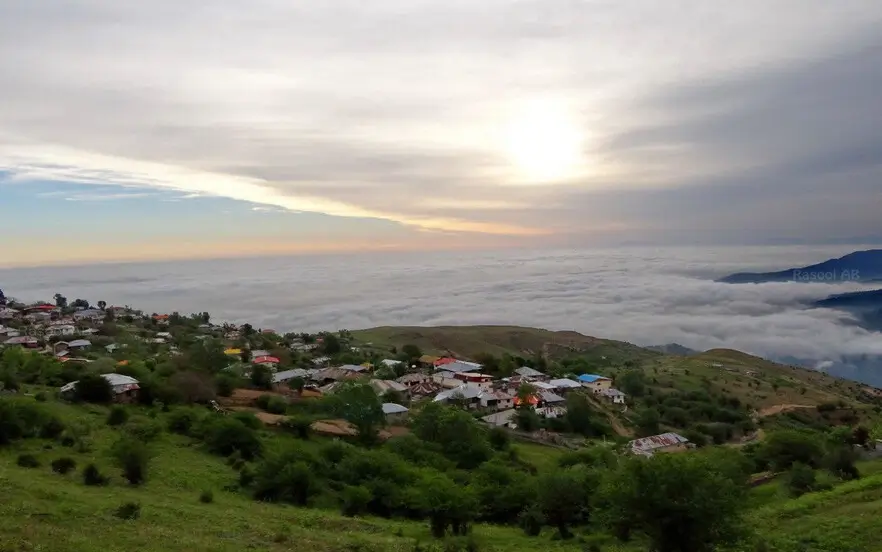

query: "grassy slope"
xmin=0 ymin=399 xmax=595 ymax=552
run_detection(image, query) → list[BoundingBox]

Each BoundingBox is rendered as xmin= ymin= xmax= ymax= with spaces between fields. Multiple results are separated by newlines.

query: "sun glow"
xmin=503 ymin=100 xmax=584 ymax=183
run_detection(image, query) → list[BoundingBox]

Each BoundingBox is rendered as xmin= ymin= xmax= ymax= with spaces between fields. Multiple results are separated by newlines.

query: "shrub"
xmin=39 ymin=416 xmax=66 ymax=439
xmin=83 ymin=463 xmax=109 ymax=486
xmin=519 ymin=505 xmax=545 ymax=537
xmin=114 ymin=501 xmax=141 ymax=520
xmin=34 ymin=391 xmax=48 ymax=402
xmin=200 ymin=489 xmax=214 ymax=504
xmin=125 ymin=417 xmax=162 ymax=442
xmin=232 ymin=412 xmax=262 ymax=430
xmin=167 ymin=407 xmax=204 ymax=436
xmin=51 ymin=457 xmax=77 ymax=474
xmin=204 ymin=418 xmax=262 ymax=460
xmin=16 ymin=453 xmax=40 ymax=468
xmin=215 ymin=374 xmax=237 ymax=397
xmin=786 ymin=462 xmax=816 ymax=497
xmin=107 ymin=405 xmax=129 ymax=427
xmin=487 ymin=427 xmax=510 ymax=451
xmin=264 ymin=396 xmax=288 ymax=415
xmin=238 ymin=465 xmax=255 ymax=487
xmin=340 ymin=485 xmax=371 ymax=517
xmin=112 ymin=437 xmax=151 ymax=486
xmin=281 ymin=416 xmax=313 ymax=439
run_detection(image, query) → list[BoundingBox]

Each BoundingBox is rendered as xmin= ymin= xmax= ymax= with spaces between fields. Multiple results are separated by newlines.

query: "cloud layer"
xmin=2 ymin=1 xmax=882 ymax=250
xmin=2 ymin=246 xmax=880 ymax=366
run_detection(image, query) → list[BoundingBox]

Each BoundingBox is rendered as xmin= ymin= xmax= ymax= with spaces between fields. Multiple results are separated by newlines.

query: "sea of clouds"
xmin=3 ymin=245 xmax=881 ymax=367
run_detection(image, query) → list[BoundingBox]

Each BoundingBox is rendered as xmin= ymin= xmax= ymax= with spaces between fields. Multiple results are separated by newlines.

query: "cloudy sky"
xmin=2 ymin=1 xmax=881 ymax=266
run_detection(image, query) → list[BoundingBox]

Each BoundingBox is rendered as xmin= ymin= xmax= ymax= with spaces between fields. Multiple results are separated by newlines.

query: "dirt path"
xmin=584 ymin=392 xmax=633 ymax=437
xmin=757 ymin=404 xmax=815 ymax=418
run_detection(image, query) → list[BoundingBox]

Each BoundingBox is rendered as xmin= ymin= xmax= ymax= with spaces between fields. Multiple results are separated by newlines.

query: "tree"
xmin=169 ymin=371 xmax=216 ymax=403
xmin=761 ymin=430 xmax=824 ymax=470
xmin=411 ymin=403 xmax=492 ymax=469
xmin=617 ymin=370 xmax=646 ymax=397
xmin=330 ymin=383 xmax=384 ymax=444
xmin=409 ymin=472 xmax=478 ymax=538
xmin=402 ymin=344 xmax=422 ymax=360
xmin=71 ymin=298 xmax=90 ymax=309
xmin=514 ymin=408 xmax=541 ymax=432
xmin=565 ymin=393 xmax=611 ymax=438
xmin=97 ymin=300 xmax=107 ymax=310
xmin=250 ymin=364 xmax=273 ymax=390
xmin=596 ymin=451 xmax=749 ymax=552
xmin=322 ymin=333 xmax=341 ymax=355
xmin=516 ymin=383 xmax=538 ymax=405
xmin=111 ymin=436 xmax=151 ymax=485
xmin=203 ymin=418 xmax=262 ymax=459
xmin=852 ymin=426 xmax=871 ymax=448
xmin=536 ymin=469 xmax=591 ymax=538
xmin=786 ymin=462 xmax=816 ymax=497
xmin=53 ymin=293 xmax=67 ymax=308
xmin=74 ymin=373 xmax=114 ymax=404
xmin=634 ymin=408 xmax=661 ymax=437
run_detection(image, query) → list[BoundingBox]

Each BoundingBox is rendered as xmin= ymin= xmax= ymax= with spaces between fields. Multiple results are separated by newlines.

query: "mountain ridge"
xmin=718 ymin=249 xmax=882 ymax=284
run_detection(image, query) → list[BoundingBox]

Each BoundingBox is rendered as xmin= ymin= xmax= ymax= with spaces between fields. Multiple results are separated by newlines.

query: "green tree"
xmin=111 ymin=436 xmax=151 ymax=485
xmin=97 ymin=300 xmax=107 ymax=310
xmin=409 ymin=472 xmax=478 ymax=538
xmin=596 ymin=451 xmax=749 ymax=552
xmin=402 ymin=344 xmax=422 ymax=360
xmin=786 ymin=462 xmax=816 ymax=497
xmin=516 ymin=383 xmax=538 ymax=405
xmin=330 ymin=383 xmax=384 ymax=444
xmin=322 ymin=333 xmax=341 ymax=355
xmin=565 ymin=393 xmax=610 ymax=437
xmin=634 ymin=408 xmax=661 ymax=437
xmin=250 ymin=364 xmax=273 ymax=390
xmin=411 ymin=402 xmax=492 ymax=469
xmin=536 ymin=469 xmax=591 ymax=539
xmin=617 ymin=370 xmax=646 ymax=397
xmin=54 ymin=293 xmax=67 ymax=308
xmin=761 ymin=430 xmax=824 ymax=470
xmin=73 ymin=373 xmax=114 ymax=404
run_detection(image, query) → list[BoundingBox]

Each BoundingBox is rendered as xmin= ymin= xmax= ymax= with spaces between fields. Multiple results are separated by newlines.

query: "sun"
xmin=502 ymin=100 xmax=584 ymax=183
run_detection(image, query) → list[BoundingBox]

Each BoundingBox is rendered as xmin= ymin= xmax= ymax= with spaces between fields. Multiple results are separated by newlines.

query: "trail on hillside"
xmin=584 ymin=392 xmax=633 ymax=437
xmin=757 ymin=404 xmax=815 ymax=418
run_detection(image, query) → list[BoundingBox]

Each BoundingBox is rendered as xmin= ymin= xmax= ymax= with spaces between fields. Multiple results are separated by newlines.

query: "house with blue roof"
xmin=577 ymin=373 xmax=612 ymax=393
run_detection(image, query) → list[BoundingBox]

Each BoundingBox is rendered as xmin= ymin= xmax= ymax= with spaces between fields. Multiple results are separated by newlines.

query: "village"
xmin=0 ymin=289 xmax=691 ymax=458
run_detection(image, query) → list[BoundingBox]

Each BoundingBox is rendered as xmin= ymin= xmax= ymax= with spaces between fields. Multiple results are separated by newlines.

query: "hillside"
xmin=717 ymin=248 xmax=882 ymax=284
xmin=352 ymin=325 xmax=661 ymax=364
xmin=815 ymin=288 xmax=882 ymax=331
xmin=353 ymin=326 xmax=881 ymax=439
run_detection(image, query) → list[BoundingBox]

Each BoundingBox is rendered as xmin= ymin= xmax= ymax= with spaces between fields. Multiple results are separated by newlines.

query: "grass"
xmin=0 ymin=398 xmax=607 ymax=552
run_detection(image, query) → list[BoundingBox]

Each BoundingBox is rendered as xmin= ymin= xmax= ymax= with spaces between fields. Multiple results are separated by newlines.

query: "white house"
xmin=601 ymin=388 xmax=627 ymax=404
xmin=45 ymin=324 xmax=76 ymax=338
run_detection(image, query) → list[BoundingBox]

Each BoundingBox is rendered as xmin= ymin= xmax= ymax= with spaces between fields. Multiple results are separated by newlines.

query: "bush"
xmin=232 ymin=412 xmax=262 ymax=430
xmin=786 ymin=462 xmax=817 ymax=497
xmin=281 ymin=416 xmax=313 ymax=439
xmin=39 ymin=416 xmax=66 ymax=439
xmin=34 ymin=391 xmax=48 ymax=402
xmin=16 ymin=453 xmax=40 ymax=468
xmin=487 ymin=427 xmax=510 ymax=451
xmin=200 ymin=489 xmax=214 ymax=504
xmin=107 ymin=406 xmax=129 ymax=427
xmin=167 ymin=407 xmax=204 ymax=436
xmin=519 ymin=505 xmax=545 ymax=537
xmin=340 ymin=485 xmax=372 ymax=517
xmin=238 ymin=466 xmax=255 ymax=487
xmin=112 ymin=437 xmax=151 ymax=485
xmin=125 ymin=417 xmax=162 ymax=442
xmin=215 ymin=374 xmax=237 ymax=397
xmin=51 ymin=457 xmax=77 ymax=474
xmin=83 ymin=463 xmax=109 ymax=486
xmin=204 ymin=418 xmax=262 ymax=460
xmin=114 ymin=501 xmax=141 ymax=520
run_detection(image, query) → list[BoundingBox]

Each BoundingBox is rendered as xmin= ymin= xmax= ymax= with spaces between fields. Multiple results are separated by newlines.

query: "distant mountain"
xmin=646 ymin=343 xmax=698 ymax=355
xmin=718 ymin=249 xmax=882 ymax=284
xmin=814 ymin=288 xmax=882 ymax=332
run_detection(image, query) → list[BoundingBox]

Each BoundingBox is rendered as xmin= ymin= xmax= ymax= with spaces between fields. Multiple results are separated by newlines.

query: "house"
xmin=312 ymin=367 xmax=360 ymax=384
xmin=67 ymin=339 xmax=91 ymax=350
xmin=433 ymin=384 xmax=513 ymax=411
xmin=600 ymin=388 xmax=626 ymax=404
xmin=0 ymin=307 xmax=19 ymax=319
xmin=480 ymin=390 xmax=514 ymax=411
xmin=252 ymin=355 xmax=281 ymax=366
xmin=152 ymin=314 xmax=170 ymax=324
xmin=433 ymin=357 xmax=457 ymax=368
xmin=418 ymin=354 xmax=441 ymax=367
xmin=45 ymin=324 xmax=76 ymax=338
xmin=381 ymin=359 xmax=404 ymax=369
xmin=453 ymin=372 xmax=494 ymax=386
xmin=397 ymin=372 xmax=432 ymax=388
xmin=482 ymin=409 xmax=517 ymax=428
xmin=548 ymin=378 xmax=582 ymax=392
xmin=514 ymin=366 xmax=546 ymax=380
xmin=273 ymin=368 xmax=311 ymax=384
xmin=628 ymin=432 xmax=690 ymax=457
xmin=60 ymin=373 xmax=140 ymax=403
xmin=577 ymin=374 xmax=613 ymax=393
xmin=250 ymin=349 xmax=271 ymax=358
xmin=73 ymin=309 xmax=103 ymax=322
xmin=0 ymin=326 xmax=21 ymax=339
xmin=312 ymin=356 xmax=331 ymax=366
xmin=155 ymin=331 xmax=172 ymax=339
xmin=3 ymin=336 xmax=39 ymax=348
xmin=339 ymin=364 xmax=368 ymax=373
xmin=224 ymin=348 xmax=242 ymax=356
xmin=382 ymin=403 xmax=409 ymax=423
xmin=539 ymin=391 xmax=566 ymax=405
xmin=410 ymin=380 xmax=441 ymax=397
xmin=433 ymin=371 xmax=463 ymax=389
xmin=370 ymin=379 xmax=410 ymax=397
xmin=439 ymin=360 xmax=482 ymax=374
xmin=25 ymin=312 xmax=52 ymax=323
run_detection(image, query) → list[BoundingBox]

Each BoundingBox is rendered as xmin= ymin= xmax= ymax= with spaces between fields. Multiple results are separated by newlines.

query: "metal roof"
xmin=273 ymin=369 xmax=310 ymax=383
xmin=629 ymin=432 xmax=689 ymax=456
xmin=549 ymin=378 xmax=582 ymax=388
xmin=60 ymin=373 xmax=139 ymax=394
xmin=382 ymin=403 xmax=409 ymax=414
xmin=577 ymin=374 xmax=610 ymax=383
xmin=515 ymin=366 xmax=545 ymax=377
xmin=439 ymin=361 xmax=482 ymax=373
xmin=67 ymin=339 xmax=91 ymax=348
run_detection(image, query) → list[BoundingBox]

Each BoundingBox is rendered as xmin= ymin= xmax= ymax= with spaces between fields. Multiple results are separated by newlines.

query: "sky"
xmin=2 ymin=1 xmax=882 ymax=267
